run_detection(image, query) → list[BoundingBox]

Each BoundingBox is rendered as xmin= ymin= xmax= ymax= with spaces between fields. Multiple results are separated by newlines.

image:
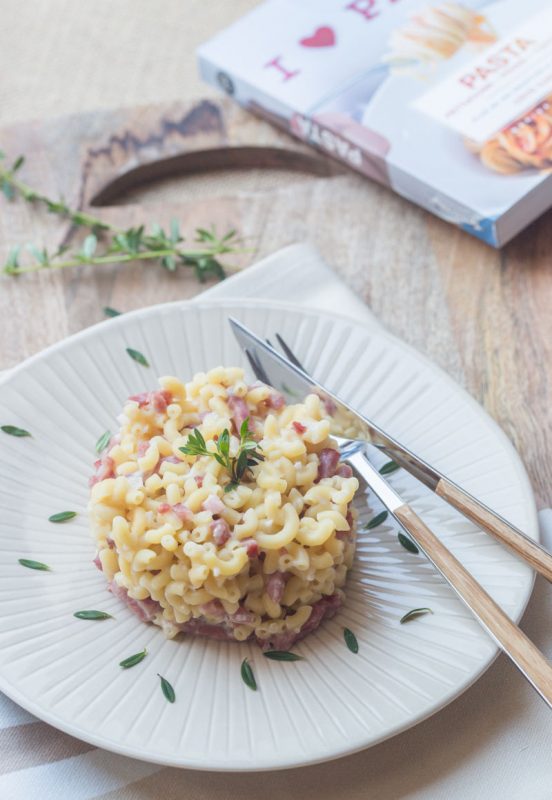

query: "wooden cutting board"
xmin=1 ymin=98 xmax=551 ymax=505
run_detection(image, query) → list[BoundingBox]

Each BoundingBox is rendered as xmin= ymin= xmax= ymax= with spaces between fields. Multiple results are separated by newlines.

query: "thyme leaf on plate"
xmin=18 ymin=558 xmax=50 ymax=571
xmin=400 ymin=608 xmax=433 ymax=624
xmin=74 ymin=610 xmax=113 ymax=620
xmin=126 ymin=347 xmax=149 ymax=367
xmin=343 ymin=627 xmax=359 ymax=654
xmin=119 ymin=648 xmax=147 ymax=669
xmin=1 ymin=425 xmax=31 ymax=437
xmin=263 ymin=651 xmax=304 ymax=662
xmin=379 ymin=460 xmax=400 ymax=475
xmin=240 ymin=658 xmax=257 ymax=691
xmin=365 ymin=510 xmax=388 ymax=530
xmin=95 ymin=430 xmax=111 ymax=454
xmin=48 ymin=511 xmax=77 ymax=523
xmin=398 ymin=532 xmax=419 ymax=554
xmin=158 ymin=674 xmax=176 ymax=703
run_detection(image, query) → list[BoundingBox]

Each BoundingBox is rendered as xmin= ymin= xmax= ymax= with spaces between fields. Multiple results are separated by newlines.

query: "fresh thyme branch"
xmin=0 ymin=152 xmax=242 ymax=281
xmin=179 ymin=418 xmax=264 ymax=492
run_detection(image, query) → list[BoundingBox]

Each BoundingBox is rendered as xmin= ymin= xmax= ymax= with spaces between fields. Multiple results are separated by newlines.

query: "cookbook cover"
xmin=198 ymin=0 xmax=552 ymax=247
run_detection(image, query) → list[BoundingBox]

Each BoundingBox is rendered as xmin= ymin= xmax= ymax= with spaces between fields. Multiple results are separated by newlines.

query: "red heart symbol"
xmin=300 ymin=26 xmax=336 ymax=48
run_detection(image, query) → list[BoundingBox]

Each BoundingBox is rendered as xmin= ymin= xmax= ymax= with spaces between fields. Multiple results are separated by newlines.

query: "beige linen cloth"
xmin=0 ymin=244 xmax=551 ymax=800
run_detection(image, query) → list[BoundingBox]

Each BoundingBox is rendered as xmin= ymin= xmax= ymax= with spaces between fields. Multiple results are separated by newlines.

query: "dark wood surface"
xmin=1 ymin=98 xmax=551 ymax=507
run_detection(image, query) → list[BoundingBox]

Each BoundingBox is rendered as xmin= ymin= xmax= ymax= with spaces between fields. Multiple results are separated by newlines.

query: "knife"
xmin=229 ymin=316 xmax=552 ymax=582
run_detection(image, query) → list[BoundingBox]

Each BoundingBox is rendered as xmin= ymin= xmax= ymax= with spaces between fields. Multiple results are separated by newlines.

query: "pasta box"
xmin=198 ymin=0 xmax=552 ymax=247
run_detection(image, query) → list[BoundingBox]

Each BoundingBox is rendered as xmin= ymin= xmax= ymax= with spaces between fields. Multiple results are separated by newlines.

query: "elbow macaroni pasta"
xmin=88 ymin=367 xmax=359 ymax=649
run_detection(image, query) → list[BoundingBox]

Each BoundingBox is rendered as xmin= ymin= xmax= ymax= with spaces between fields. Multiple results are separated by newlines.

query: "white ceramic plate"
xmin=0 ymin=299 xmax=537 ymax=771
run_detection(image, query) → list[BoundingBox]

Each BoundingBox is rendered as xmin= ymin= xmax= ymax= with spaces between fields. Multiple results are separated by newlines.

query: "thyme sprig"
xmin=400 ymin=608 xmax=433 ymax=624
xmin=158 ymin=674 xmax=176 ymax=703
xmin=343 ymin=627 xmax=359 ymax=654
xmin=240 ymin=658 xmax=257 ymax=691
xmin=18 ymin=558 xmax=51 ymax=571
xmin=119 ymin=648 xmax=147 ymax=669
xmin=180 ymin=418 xmax=264 ymax=492
xmin=0 ymin=152 xmax=243 ymax=282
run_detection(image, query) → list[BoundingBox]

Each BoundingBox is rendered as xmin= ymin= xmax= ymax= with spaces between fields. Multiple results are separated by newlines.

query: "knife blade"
xmin=230 ymin=316 xmax=454 ymax=489
xmin=229 ymin=316 xmax=552 ymax=582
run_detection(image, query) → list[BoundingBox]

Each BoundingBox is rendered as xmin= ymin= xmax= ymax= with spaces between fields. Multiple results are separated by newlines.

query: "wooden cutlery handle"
xmin=394 ymin=504 xmax=552 ymax=707
xmin=436 ymin=478 xmax=552 ymax=583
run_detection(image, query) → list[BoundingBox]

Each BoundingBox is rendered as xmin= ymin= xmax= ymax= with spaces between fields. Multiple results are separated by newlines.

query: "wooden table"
xmin=1 ymin=95 xmax=551 ymax=510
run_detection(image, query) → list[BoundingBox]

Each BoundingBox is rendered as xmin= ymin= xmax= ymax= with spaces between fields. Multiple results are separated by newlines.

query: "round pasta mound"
xmin=89 ymin=367 xmax=358 ymax=650
xmin=88 ymin=367 xmax=359 ymax=650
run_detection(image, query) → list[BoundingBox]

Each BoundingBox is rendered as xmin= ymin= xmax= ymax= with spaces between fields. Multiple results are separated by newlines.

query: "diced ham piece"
xmin=202 ymin=495 xmax=226 ymax=515
xmin=171 ymin=503 xmax=193 ymax=522
xmin=292 ymin=421 xmax=307 ymax=435
xmin=106 ymin=536 xmax=116 ymax=549
xmin=336 ymin=464 xmax=353 ymax=478
xmin=89 ymin=455 xmax=115 ymax=487
xmin=130 ymin=597 xmax=160 ymax=622
xmin=294 ymin=595 xmax=340 ymax=647
xmin=320 ymin=395 xmax=337 ymax=416
xmin=108 ymin=580 xmax=129 ymax=600
xmin=129 ymin=392 xmax=150 ymax=407
xmin=201 ymin=599 xmax=226 ymax=621
xmin=98 ymin=456 xmax=115 ymax=479
xmin=243 ymin=538 xmax=259 ymax=558
xmin=161 ymin=456 xmax=181 ymax=465
xmin=227 ymin=395 xmax=249 ymax=431
xmin=257 ymin=628 xmax=297 ymax=652
xmin=231 ymin=607 xmax=257 ymax=625
xmin=108 ymin=581 xmax=161 ymax=622
xmin=299 ymin=593 xmax=342 ymax=637
xmin=129 ymin=390 xmax=172 ymax=412
xmin=93 ymin=554 xmax=102 ymax=571
xmin=152 ymin=390 xmax=172 ymax=412
xmin=194 ymin=475 xmax=204 ymax=488
xmin=346 ymin=510 xmax=354 ymax=529
xmin=158 ymin=503 xmax=171 ymax=514
xmin=267 ymin=391 xmax=285 ymax=410
xmin=266 ymin=572 xmax=288 ymax=604
xmin=317 ymin=448 xmax=340 ymax=479
xmin=257 ymin=593 xmax=342 ymax=651
xmin=211 ymin=519 xmax=231 ymax=547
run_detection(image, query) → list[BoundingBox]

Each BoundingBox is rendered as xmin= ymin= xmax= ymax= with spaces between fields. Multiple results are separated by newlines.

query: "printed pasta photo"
xmin=467 ymin=98 xmax=552 ymax=175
